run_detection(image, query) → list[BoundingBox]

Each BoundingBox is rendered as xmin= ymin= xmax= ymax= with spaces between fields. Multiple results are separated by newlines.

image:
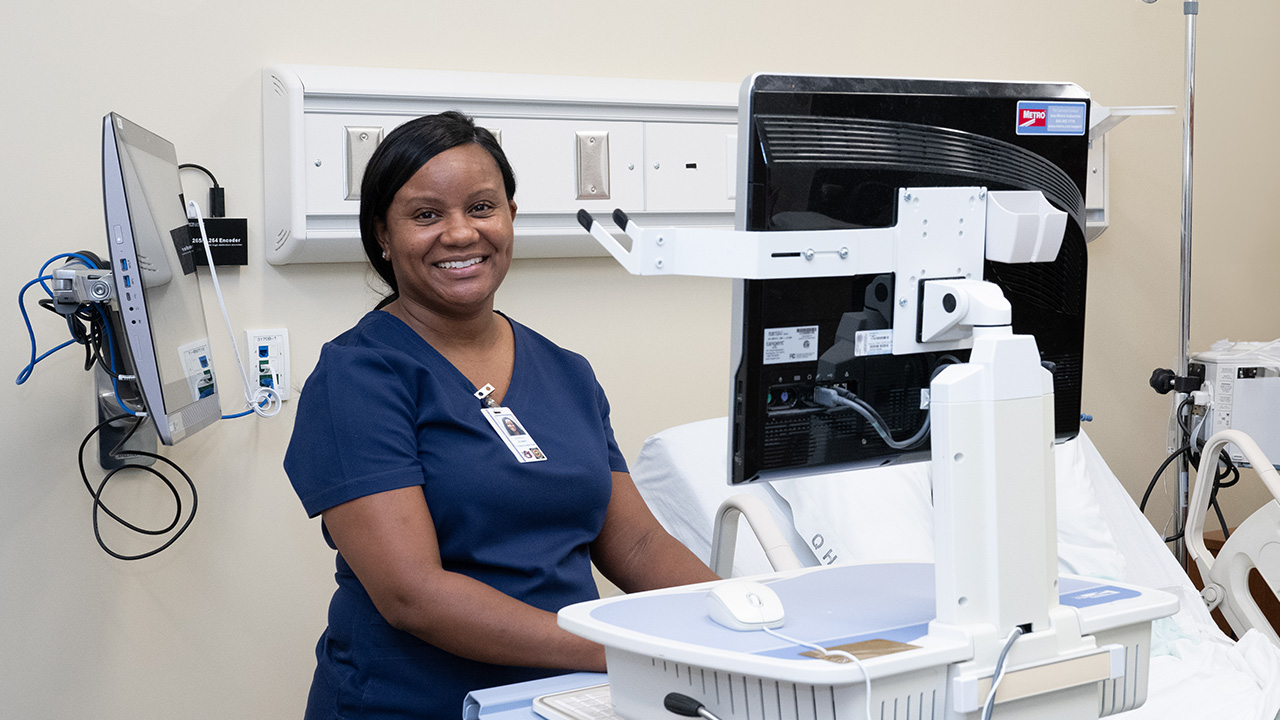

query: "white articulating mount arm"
xmin=578 ymin=186 xmax=1066 ymax=358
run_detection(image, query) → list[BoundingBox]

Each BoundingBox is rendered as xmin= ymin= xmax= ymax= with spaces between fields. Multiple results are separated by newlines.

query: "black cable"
xmin=1144 ymin=445 xmax=1234 ymax=544
xmin=1140 ymin=444 xmax=1190 ymax=513
xmin=1209 ymin=489 xmax=1230 ymax=543
xmin=178 ymin=162 xmax=218 ymax=186
xmin=1215 ymin=455 xmax=1241 ymax=489
xmin=37 ymin=297 xmax=119 ymax=378
xmin=1184 ymin=421 xmax=1236 ymax=541
xmin=178 ymin=163 xmax=225 ymax=217
xmin=1144 ymin=395 xmax=1240 ymax=543
xmin=1175 ymin=395 xmax=1193 ymax=435
xmin=76 ymin=413 xmax=198 ymax=561
xmin=1206 ymin=453 xmax=1236 ymax=541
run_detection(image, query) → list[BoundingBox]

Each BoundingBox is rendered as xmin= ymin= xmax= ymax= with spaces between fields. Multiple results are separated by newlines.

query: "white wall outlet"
xmin=245 ymin=328 xmax=290 ymax=402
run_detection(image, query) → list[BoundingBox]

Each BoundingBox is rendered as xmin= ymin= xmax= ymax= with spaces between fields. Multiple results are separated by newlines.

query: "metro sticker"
xmin=1015 ymin=101 xmax=1087 ymax=136
xmin=1019 ymin=108 xmax=1047 ymax=128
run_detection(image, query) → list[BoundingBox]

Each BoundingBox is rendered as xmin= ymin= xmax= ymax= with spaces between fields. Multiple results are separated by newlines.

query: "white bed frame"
xmin=1187 ymin=429 xmax=1280 ymax=647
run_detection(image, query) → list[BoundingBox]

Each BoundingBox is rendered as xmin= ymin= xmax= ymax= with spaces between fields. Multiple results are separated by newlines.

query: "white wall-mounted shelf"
xmin=262 ymin=65 xmax=739 ymax=264
xmin=1085 ymin=103 xmax=1176 ymax=242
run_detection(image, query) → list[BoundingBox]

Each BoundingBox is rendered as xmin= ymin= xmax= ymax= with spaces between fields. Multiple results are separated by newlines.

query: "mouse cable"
xmin=77 ymin=412 xmax=198 ymax=560
xmin=981 ymin=625 xmax=1024 ymax=720
xmin=761 ymin=626 xmax=873 ymax=720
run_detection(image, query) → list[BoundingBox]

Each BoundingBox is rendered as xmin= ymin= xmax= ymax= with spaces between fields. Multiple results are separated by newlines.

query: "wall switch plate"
xmin=344 ymin=126 xmax=383 ymax=201
xmin=576 ymin=130 xmax=610 ymax=200
xmin=245 ymin=328 xmax=290 ymax=401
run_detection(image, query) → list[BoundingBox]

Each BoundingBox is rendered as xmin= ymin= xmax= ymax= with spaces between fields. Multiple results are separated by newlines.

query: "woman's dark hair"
xmin=359 ymin=111 xmax=516 ymax=307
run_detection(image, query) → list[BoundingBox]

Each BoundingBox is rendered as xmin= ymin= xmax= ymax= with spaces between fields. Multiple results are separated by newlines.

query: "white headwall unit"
xmin=262 ymin=65 xmax=738 ymax=264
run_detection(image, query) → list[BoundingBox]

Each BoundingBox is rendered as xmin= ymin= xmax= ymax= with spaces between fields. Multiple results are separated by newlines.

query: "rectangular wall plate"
xmin=262 ymin=65 xmax=738 ymax=264
xmin=244 ymin=328 xmax=290 ymax=402
xmin=343 ymin=126 xmax=383 ymax=201
xmin=575 ymin=130 xmax=610 ymax=200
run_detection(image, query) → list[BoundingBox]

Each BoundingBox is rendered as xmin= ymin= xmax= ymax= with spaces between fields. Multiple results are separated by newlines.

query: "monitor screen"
xmin=102 ymin=113 xmax=221 ymax=444
xmin=730 ymin=74 xmax=1090 ymax=484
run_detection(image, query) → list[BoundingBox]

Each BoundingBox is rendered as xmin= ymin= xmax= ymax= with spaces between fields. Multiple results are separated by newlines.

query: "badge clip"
xmin=474 ymin=383 xmax=500 ymax=408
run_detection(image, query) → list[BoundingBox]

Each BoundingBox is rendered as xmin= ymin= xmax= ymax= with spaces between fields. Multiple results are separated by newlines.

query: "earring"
xmin=381 ymin=251 xmax=388 ymax=260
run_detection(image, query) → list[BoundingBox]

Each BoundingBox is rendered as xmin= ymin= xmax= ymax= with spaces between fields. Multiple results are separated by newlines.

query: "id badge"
xmin=481 ymin=406 xmax=547 ymax=463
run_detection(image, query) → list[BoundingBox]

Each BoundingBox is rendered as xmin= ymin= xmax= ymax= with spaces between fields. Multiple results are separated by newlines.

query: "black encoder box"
xmin=189 ymin=217 xmax=248 ymax=266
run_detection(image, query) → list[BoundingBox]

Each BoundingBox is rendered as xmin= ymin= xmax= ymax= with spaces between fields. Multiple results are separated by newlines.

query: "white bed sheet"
xmin=631 ymin=417 xmax=1280 ymax=720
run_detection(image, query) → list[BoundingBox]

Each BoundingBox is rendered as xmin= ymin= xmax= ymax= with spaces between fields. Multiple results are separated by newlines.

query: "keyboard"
xmin=531 ymin=683 xmax=622 ymax=720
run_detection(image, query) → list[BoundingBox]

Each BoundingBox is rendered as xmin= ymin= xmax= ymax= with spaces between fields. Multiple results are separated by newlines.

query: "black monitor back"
xmin=731 ymin=74 xmax=1090 ymax=484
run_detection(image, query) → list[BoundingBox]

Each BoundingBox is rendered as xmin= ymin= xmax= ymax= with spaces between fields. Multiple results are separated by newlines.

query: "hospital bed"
xmin=625 ymin=418 xmax=1280 ymax=719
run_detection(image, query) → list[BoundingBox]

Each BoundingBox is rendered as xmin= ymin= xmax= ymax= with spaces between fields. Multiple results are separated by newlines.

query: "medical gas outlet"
xmin=246 ymin=329 xmax=290 ymax=401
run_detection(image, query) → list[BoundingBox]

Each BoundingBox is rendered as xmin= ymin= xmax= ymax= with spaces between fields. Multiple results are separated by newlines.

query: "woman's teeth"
xmin=436 ymin=257 xmax=484 ymax=269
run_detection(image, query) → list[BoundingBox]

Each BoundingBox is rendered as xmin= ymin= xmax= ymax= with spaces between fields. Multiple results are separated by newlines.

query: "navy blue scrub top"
xmin=285 ymin=311 xmax=627 ymax=719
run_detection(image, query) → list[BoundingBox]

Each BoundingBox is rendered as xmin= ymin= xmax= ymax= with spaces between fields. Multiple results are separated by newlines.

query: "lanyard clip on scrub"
xmin=475 ymin=383 xmax=547 ymax=463
xmin=474 ymin=383 xmax=500 ymax=409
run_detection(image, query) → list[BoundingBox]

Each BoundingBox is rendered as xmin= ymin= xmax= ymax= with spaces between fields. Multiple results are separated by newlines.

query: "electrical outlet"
xmin=245 ymin=328 xmax=290 ymax=401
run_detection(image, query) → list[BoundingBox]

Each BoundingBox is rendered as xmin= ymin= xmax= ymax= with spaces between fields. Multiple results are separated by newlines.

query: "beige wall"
xmin=2 ymin=1 xmax=1278 ymax=717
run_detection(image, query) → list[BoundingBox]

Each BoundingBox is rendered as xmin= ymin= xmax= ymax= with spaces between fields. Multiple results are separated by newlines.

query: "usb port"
xmin=123 ymin=275 xmax=132 ymax=288
xmin=120 ymin=259 xmax=129 ymax=271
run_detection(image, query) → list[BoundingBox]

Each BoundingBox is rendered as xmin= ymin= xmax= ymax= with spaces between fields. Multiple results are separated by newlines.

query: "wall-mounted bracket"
xmin=1085 ymin=103 xmax=1176 ymax=241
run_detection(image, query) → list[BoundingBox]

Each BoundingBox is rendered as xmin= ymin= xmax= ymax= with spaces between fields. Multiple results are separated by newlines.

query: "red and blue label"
xmin=1016 ymin=101 xmax=1087 ymax=136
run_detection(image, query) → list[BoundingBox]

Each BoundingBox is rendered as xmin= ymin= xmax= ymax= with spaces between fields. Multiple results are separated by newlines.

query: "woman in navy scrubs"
xmin=284 ymin=112 xmax=718 ymax=719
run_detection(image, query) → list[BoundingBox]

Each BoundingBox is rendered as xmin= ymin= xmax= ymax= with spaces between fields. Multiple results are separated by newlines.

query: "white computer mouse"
xmin=705 ymin=579 xmax=786 ymax=631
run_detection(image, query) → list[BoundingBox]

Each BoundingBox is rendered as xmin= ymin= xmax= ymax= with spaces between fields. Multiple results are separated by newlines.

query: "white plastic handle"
xmin=709 ymin=494 xmax=804 ymax=578
xmin=1187 ymin=430 xmax=1280 ymax=574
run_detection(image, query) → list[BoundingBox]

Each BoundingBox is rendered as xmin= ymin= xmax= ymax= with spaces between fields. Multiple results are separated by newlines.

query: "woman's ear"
xmin=375 ymin=220 xmax=390 ymax=260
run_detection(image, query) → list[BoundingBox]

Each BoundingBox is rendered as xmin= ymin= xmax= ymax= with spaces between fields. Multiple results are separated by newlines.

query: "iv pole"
xmin=1140 ymin=0 xmax=1200 ymax=566
xmin=1174 ymin=0 xmax=1199 ymax=566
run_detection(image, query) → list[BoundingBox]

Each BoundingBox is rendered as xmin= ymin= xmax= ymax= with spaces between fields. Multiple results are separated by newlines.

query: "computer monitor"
xmin=101 ymin=112 xmax=221 ymax=445
xmin=730 ymin=74 xmax=1090 ymax=484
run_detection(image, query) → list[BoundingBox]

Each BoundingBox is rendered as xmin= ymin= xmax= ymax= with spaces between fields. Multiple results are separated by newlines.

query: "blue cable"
xmin=16 ymin=275 xmax=78 ymax=385
xmin=17 ymin=253 xmax=106 ymax=384
xmin=222 ymin=395 xmax=272 ymax=420
xmin=37 ymin=252 xmax=102 ymax=295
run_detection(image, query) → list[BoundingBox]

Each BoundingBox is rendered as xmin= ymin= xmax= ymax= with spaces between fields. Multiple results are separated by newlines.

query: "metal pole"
xmin=1174 ymin=0 xmax=1199 ymax=566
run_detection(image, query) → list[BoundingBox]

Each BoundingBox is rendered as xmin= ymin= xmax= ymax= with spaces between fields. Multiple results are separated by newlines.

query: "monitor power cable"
xmin=78 ymin=412 xmax=198 ymax=561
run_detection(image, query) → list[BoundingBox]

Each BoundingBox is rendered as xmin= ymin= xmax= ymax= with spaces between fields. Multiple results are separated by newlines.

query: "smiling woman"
xmin=283 ymin=112 xmax=718 ymax=719
xmin=378 ymin=143 xmax=517 ymax=324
